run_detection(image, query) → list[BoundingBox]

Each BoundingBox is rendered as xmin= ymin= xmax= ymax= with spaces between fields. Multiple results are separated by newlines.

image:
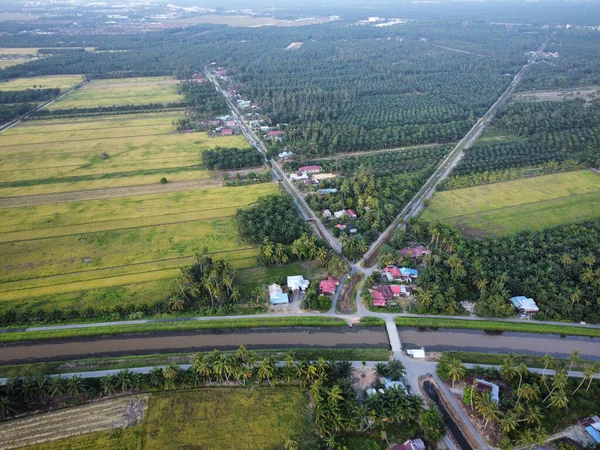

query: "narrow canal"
xmin=423 ymin=380 xmax=473 ymax=450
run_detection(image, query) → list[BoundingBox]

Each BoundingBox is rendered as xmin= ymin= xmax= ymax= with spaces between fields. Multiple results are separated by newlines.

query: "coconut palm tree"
xmin=541 ymin=354 xmax=554 ymax=377
xmin=66 ymin=375 xmax=86 ymax=397
xmin=572 ymin=364 xmax=593 ymax=395
xmin=569 ymin=350 xmax=581 ymax=372
xmin=258 ymin=357 xmax=275 ymax=385
xmin=192 ymin=356 xmax=212 ymax=384
xmin=387 ymin=360 xmax=406 ymax=381
xmin=47 ymin=376 xmax=66 ymax=398
xmin=447 ymin=358 xmax=466 ymax=389
xmin=547 ymin=389 xmax=568 ymax=409
xmin=100 ymin=375 xmax=116 ymax=396
xmin=499 ymin=412 xmax=518 ymax=433
xmin=500 ymin=354 xmax=517 ymax=382
xmin=517 ymin=363 xmax=529 ymax=389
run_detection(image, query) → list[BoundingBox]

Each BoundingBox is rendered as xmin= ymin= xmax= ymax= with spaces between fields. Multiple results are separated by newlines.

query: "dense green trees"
xmin=0 ymin=88 xmax=59 ymax=104
xmin=236 ymin=194 xmax=308 ymax=245
xmin=445 ymin=100 xmax=600 ymax=188
xmin=202 ymin=147 xmax=263 ymax=170
xmin=391 ymin=219 xmax=600 ymax=322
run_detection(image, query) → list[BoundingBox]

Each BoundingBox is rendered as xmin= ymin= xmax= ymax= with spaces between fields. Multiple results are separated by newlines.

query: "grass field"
xmin=0 ymin=59 xmax=30 ymax=68
xmin=25 ymin=388 xmax=312 ymax=450
xmin=422 ymin=170 xmax=600 ymax=236
xmin=394 ymin=316 xmax=600 ymax=338
xmin=0 ymin=112 xmax=248 ymax=184
xmin=0 ymin=183 xmax=276 ymax=301
xmin=47 ymin=77 xmax=181 ymax=110
xmin=0 ymin=47 xmax=40 ymax=55
xmin=0 ymin=74 xmax=83 ymax=91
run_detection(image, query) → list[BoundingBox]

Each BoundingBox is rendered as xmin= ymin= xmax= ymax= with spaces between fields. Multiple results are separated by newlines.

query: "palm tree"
xmin=163 ymin=364 xmax=180 ymax=388
xmin=374 ymin=362 xmax=388 ymax=379
xmin=499 ymin=412 xmax=518 ymax=433
xmin=0 ymin=397 xmax=15 ymax=420
xmin=573 ymin=364 xmax=594 ymax=395
xmin=541 ymin=354 xmax=554 ymax=377
xmin=547 ymin=389 xmax=568 ymax=409
xmin=326 ymin=385 xmax=344 ymax=408
xmin=66 ymin=375 xmax=86 ymax=397
xmin=387 ymin=360 xmax=406 ymax=381
xmin=569 ymin=350 xmax=581 ymax=372
xmin=116 ymin=370 xmax=134 ymax=392
xmin=193 ymin=356 xmax=212 ymax=384
xmin=168 ymin=294 xmax=185 ymax=311
xmin=235 ymin=345 xmax=248 ymax=364
xmin=517 ymin=383 xmax=539 ymax=404
xmin=500 ymin=353 xmax=517 ymax=382
xmin=447 ymin=358 xmax=466 ymax=389
xmin=475 ymin=392 xmax=502 ymax=429
xmin=258 ymin=357 xmax=275 ymax=385
xmin=47 ymin=376 xmax=65 ymax=398
xmin=149 ymin=367 xmax=164 ymax=389
xmin=101 ymin=375 xmax=116 ymax=396
xmin=517 ymin=363 xmax=529 ymax=389
xmin=543 ymin=369 xmax=568 ymax=403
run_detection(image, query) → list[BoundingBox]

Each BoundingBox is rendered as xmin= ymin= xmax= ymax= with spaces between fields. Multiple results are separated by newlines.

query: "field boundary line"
xmin=0 ymin=249 xmax=257 ymax=286
xmin=434 ymin=189 xmax=600 ymax=220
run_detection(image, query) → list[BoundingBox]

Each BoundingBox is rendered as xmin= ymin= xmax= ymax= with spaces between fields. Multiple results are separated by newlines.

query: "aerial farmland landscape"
xmin=0 ymin=0 xmax=600 ymax=449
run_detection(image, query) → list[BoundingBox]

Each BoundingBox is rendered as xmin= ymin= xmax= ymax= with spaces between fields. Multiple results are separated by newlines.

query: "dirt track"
xmin=0 ymin=179 xmax=219 ymax=208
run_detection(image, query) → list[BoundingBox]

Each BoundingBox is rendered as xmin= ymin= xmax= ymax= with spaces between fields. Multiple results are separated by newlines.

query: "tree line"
xmin=0 ymin=88 xmax=59 ymax=104
xmin=202 ymin=147 xmax=263 ymax=170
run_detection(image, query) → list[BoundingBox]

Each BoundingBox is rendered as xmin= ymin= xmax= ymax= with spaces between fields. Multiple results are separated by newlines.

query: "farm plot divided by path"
xmin=0 ymin=74 xmax=84 ymax=91
xmin=421 ymin=170 xmax=600 ymax=236
xmin=0 ymin=75 xmax=272 ymax=315
xmin=0 ymin=396 xmax=147 ymax=450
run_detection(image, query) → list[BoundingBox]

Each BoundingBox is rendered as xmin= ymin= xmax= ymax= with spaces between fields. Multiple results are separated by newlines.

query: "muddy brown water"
xmin=0 ymin=327 xmax=390 ymax=364
xmin=399 ymin=327 xmax=600 ymax=360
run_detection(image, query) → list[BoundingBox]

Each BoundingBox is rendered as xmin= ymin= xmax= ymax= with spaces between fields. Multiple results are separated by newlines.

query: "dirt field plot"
xmin=0 ymin=112 xmax=248 ymax=184
xmin=422 ymin=170 xmax=600 ymax=236
xmin=0 ymin=75 xmax=83 ymax=91
xmin=167 ymin=14 xmax=331 ymax=27
xmin=47 ymin=77 xmax=181 ymax=110
xmin=0 ymin=396 xmax=147 ymax=450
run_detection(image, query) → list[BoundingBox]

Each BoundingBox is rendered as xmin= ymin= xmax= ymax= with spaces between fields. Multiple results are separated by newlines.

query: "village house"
xmin=268 ymin=284 xmax=289 ymax=306
xmin=278 ymin=151 xmax=294 ymax=160
xmin=383 ymin=266 xmax=418 ymax=282
xmin=317 ymin=188 xmax=338 ymax=195
xmin=290 ymin=171 xmax=309 ymax=181
xmin=261 ymin=126 xmax=271 ymax=132
xmin=303 ymin=179 xmax=319 ymax=186
xmin=474 ymin=379 xmax=500 ymax=403
xmin=371 ymin=290 xmax=386 ymax=307
xmin=335 ymin=224 xmax=347 ymax=230
xmin=334 ymin=210 xmax=347 ymax=219
xmin=267 ymin=130 xmax=285 ymax=139
xmin=509 ymin=296 xmax=539 ymax=314
xmin=579 ymin=416 xmax=600 ymax=445
xmin=221 ymin=128 xmax=234 ymax=136
xmin=346 ymin=209 xmax=357 ymax=218
xmin=375 ymin=285 xmax=393 ymax=301
xmin=322 ymin=209 xmax=332 ymax=219
xmin=225 ymin=120 xmax=237 ymax=127
xmin=319 ymin=277 xmax=339 ymax=295
xmin=297 ymin=165 xmax=322 ymax=174
xmin=395 ymin=439 xmax=426 ymax=450
xmin=287 ymin=275 xmax=309 ymax=292
xmin=400 ymin=246 xmax=431 ymax=258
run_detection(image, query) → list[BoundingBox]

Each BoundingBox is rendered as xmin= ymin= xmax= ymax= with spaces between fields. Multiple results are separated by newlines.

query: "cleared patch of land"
xmin=0 ymin=396 xmax=147 ymax=450
xmin=47 ymin=77 xmax=181 ymax=110
xmin=422 ymin=170 xmax=600 ymax=236
xmin=0 ymin=75 xmax=83 ymax=91
xmin=0 ymin=48 xmax=40 ymax=55
xmin=0 ymin=59 xmax=30 ymax=69
xmin=513 ymin=86 xmax=600 ymax=102
xmin=167 ymin=14 xmax=331 ymax=27
xmin=0 ymin=112 xmax=247 ymax=184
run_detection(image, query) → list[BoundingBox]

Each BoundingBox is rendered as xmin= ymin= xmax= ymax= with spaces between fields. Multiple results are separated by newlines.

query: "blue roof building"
xmin=399 ymin=267 xmax=419 ymax=277
xmin=585 ymin=426 xmax=600 ymax=444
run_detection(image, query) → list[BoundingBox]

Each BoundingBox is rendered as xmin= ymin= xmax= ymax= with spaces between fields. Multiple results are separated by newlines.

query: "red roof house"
xmin=384 ymin=266 xmax=402 ymax=279
xmin=346 ymin=209 xmax=357 ymax=218
xmin=225 ymin=120 xmax=237 ymax=127
xmin=335 ymin=224 xmax=347 ymax=230
xmin=297 ymin=165 xmax=322 ymax=173
xmin=221 ymin=128 xmax=234 ymax=136
xmin=391 ymin=285 xmax=408 ymax=297
xmin=376 ymin=285 xmax=393 ymax=301
xmin=372 ymin=291 xmax=387 ymax=307
xmin=319 ymin=277 xmax=339 ymax=295
xmin=267 ymin=130 xmax=285 ymax=137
